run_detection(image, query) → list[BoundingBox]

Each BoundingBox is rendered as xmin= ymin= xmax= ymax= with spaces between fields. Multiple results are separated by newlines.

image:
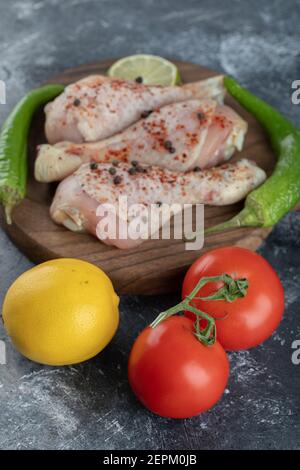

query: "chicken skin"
xmin=36 ymin=99 xmax=247 ymax=182
xmin=44 ymin=74 xmax=225 ymax=144
xmin=50 ymin=159 xmax=266 ymax=249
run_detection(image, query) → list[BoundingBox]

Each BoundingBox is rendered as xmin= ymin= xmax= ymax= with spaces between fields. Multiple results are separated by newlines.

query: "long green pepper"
xmin=207 ymin=77 xmax=300 ymax=233
xmin=0 ymin=84 xmax=64 ymax=223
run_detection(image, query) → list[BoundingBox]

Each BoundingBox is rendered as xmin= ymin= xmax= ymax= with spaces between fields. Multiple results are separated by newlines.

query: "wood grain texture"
xmin=0 ymin=60 xmax=274 ymax=294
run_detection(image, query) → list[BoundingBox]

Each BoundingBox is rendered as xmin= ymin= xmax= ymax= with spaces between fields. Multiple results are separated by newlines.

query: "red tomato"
xmin=128 ymin=316 xmax=229 ymax=419
xmin=182 ymin=246 xmax=284 ymax=351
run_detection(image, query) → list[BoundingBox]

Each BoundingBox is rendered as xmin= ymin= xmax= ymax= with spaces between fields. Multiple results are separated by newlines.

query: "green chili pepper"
xmin=0 ymin=84 xmax=65 ymax=224
xmin=206 ymin=76 xmax=300 ymax=234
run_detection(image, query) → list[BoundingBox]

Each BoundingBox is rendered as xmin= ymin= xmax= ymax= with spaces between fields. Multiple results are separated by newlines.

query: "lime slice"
xmin=107 ymin=54 xmax=181 ymax=86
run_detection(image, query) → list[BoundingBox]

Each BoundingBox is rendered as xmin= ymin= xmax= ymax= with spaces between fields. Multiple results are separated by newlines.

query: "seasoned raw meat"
xmin=50 ymin=160 xmax=266 ymax=249
xmin=44 ymin=74 xmax=225 ymax=144
xmin=36 ymin=99 xmax=247 ymax=182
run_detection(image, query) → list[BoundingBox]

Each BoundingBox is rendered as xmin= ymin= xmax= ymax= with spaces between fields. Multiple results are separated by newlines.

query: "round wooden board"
xmin=0 ymin=59 xmax=274 ymax=294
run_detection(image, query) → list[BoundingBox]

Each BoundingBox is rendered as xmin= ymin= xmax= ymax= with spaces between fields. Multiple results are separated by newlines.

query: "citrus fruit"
xmin=107 ymin=54 xmax=180 ymax=86
xmin=2 ymin=258 xmax=119 ymax=365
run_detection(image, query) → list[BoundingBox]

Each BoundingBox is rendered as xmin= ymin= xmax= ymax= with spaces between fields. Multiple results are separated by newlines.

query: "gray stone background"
xmin=0 ymin=0 xmax=300 ymax=450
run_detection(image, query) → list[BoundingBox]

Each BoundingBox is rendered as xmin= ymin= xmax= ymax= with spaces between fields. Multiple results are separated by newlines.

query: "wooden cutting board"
xmin=0 ymin=59 xmax=274 ymax=294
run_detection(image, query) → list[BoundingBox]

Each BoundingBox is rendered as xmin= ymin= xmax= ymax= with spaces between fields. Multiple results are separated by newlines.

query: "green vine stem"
xmin=150 ymin=274 xmax=249 ymax=346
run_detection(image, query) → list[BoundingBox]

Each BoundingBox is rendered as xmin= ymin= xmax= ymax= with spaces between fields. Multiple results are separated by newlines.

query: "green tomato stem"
xmin=150 ymin=273 xmax=249 ymax=346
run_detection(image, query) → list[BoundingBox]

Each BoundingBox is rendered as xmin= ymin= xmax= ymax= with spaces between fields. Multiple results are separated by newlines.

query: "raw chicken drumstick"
xmin=50 ymin=159 xmax=266 ymax=250
xmin=36 ymin=99 xmax=247 ymax=182
xmin=44 ymin=74 xmax=225 ymax=144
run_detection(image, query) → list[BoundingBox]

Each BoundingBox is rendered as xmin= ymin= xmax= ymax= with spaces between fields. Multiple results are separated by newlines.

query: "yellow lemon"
xmin=2 ymin=258 xmax=119 ymax=365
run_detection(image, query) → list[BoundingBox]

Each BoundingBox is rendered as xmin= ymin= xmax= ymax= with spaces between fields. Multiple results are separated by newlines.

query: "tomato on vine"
xmin=128 ymin=246 xmax=284 ymax=418
xmin=182 ymin=246 xmax=284 ymax=351
xmin=128 ymin=316 xmax=229 ymax=418
xmin=127 ymin=269 xmax=243 ymax=418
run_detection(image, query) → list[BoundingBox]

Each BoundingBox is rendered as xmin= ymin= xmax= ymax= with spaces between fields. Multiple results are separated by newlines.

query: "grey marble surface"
xmin=0 ymin=0 xmax=300 ymax=450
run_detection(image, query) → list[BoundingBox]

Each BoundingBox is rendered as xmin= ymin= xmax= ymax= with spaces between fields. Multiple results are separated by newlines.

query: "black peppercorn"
xmin=90 ymin=162 xmax=98 ymax=170
xmin=109 ymin=167 xmax=117 ymax=175
xmin=113 ymin=175 xmax=122 ymax=185
xmin=73 ymin=99 xmax=81 ymax=107
xmin=135 ymin=76 xmax=143 ymax=83
xmin=197 ymin=112 xmax=205 ymax=121
xmin=164 ymin=140 xmax=172 ymax=150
